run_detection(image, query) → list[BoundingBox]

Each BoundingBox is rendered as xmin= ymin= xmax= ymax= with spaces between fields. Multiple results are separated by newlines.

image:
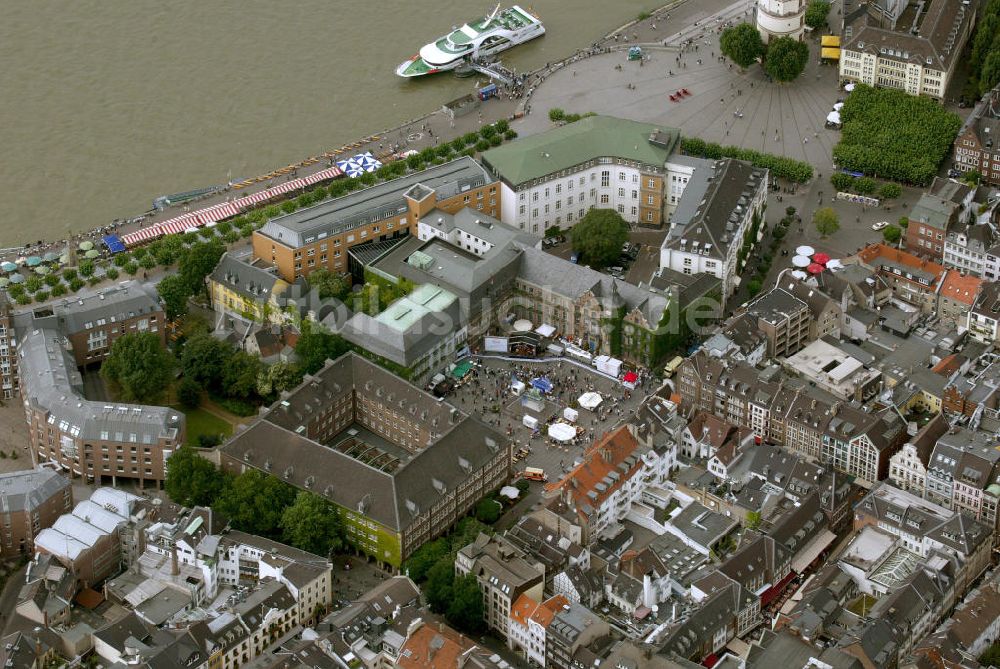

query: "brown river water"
xmin=0 ymin=0 xmax=662 ymax=247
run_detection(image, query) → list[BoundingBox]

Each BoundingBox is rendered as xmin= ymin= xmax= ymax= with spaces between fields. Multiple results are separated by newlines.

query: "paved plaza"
xmin=517 ymin=28 xmax=844 ymax=171
xmin=447 ymin=356 xmax=662 ymax=481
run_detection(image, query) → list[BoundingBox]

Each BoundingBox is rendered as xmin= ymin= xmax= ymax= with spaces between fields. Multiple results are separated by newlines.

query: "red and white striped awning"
xmin=240 ymin=190 xmax=276 ymax=206
xmin=197 ymin=202 xmax=241 ymax=224
xmin=158 ymin=213 xmax=201 ymax=236
xmin=300 ymin=166 xmax=342 ymax=186
xmin=121 ymin=226 xmax=164 ymax=246
xmin=270 ymin=180 xmax=300 ymax=195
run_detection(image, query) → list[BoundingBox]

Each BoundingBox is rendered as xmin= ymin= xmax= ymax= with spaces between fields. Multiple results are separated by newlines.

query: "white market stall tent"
xmin=594 ymin=355 xmax=622 ymax=377
xmin=578 ymin=392 xmax=603 ymax=410
xmin=535 ymin=323 xmax=556 ymax=337
xmin=563 ymin=407 xmax=579 ymax=423
xmin=548 ymin=423 xmax=577 ymax=442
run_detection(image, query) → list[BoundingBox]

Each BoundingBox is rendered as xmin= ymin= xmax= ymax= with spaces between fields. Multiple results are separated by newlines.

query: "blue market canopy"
xmin=0 ymin=262 xmax=16 ymax=272
xmin=8 ymin=273 xmax=24 ymax=284
xmin=336 ymin=157 xmax=364 ymax=178
xmin=102 ymin=235 xmax=126 ymax=254
xmin=42 ymin=252 xmax=60 ymax=263
xmin=25 ymin=256 xmax=41 ymax=267
xmin=357 ymin=152 xmax=383 ymax=172
xmin=337 ymin=152 xmax=381 ymax=178
xmin=531 ymin=377 xmax=553 ymax=393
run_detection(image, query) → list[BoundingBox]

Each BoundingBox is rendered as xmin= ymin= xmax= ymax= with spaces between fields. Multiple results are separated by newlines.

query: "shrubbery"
xmin=681 ymin=137 xmax=813 ymax=182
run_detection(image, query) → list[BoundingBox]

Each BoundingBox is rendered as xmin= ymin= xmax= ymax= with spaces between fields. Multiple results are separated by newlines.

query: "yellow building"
xmin=208 ymin=252 xmax=291 ymax=325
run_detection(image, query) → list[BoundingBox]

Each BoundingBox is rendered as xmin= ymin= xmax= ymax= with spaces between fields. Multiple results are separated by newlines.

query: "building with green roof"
xmin=481 ymin=115 xmax=681 ymax=234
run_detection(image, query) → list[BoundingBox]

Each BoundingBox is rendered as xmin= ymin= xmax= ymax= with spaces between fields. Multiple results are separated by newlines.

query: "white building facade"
xmin=756 ymin=0 xmax=805 ymax=43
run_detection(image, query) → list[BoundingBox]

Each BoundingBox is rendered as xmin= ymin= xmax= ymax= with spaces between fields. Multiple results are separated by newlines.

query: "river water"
xmin=0 ymin=0 xmax=662 ymax=247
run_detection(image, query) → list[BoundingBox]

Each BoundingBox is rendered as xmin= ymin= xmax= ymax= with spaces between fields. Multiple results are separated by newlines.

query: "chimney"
xmin=171 ymin=542 xmax=179 ymax=576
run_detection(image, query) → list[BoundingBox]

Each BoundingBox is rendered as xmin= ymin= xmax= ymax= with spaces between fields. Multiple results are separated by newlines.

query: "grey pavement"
xmin=515 ymin=28 xmax=844 ymax=171
xmin=447 ymin=357 xmax=653 ymax=482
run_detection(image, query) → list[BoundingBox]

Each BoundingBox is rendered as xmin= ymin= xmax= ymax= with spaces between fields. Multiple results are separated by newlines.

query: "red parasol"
xmin=807 ymin=263 xmax=825 ymax=274
xmin=812 ymin=252 xmax=831 ymax=265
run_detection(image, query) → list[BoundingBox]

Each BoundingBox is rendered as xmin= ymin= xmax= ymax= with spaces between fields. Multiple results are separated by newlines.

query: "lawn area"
xmin=173 ymin=406 xmax=233 ymax=448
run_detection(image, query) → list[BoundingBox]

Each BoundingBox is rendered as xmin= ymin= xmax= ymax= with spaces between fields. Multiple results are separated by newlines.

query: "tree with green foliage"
xmin=548 ymin=108 xmax=566 ymax=122
xmin=179 ymin=240 xmax=225 ymax=295
xmin=180 ymin=332 xmax=233 ymax=391
xmin=177 ymin=377 xmax=202 ymax=409
xmin=405 ymin=538 xmax=450 ymax=583
xmin=969 ymin=0 xmax=1000 ymax=96
xmin=223 ymin=351 xmax=263 ymax=401
xmin=720 ymin=23 xmax=765 ymax=69
xmin=474 ymin=498 xmax=502 ymax=524
xmin=101 ymin=332 xmax=173 ymax=403
xmin=830 ymin=172 xmax=854 ymax=192
xmin=215 ymin=470 xmax=297 ymax=539
xmin=764 ymin=36 xmax=810 ymax=82
xmin=280 ymin=492 xmax=348 ymax=556
xmin=747 ymin=279 xmax=763 ymax=297
xmin=157 ymin=274 xmax=191 ymax=320
xmin=446 ymin=574 xmax=487 ymax=634
xmin=746 ymin=511 xmax=762 ymax=530
xmin=307 ymin=268 xmax=351 ymax=301
xmin=883 ymin=225 xmax=902 ymax=244
xmin=165 ymin=446 xmax=229 ymax=507
xmin=424 ymin=559 xmax=455 ymax=613
xmin=878 ymin=182 xmax=902 ymax=199
xmin=295 ymin=321 xmax=350 ymax=375
xmin=571 ymin=209 xmax=629 ymax=268
xmin=813 ymin=207 xmax=840 ymax=237
xmin=256 ymin=361 xmax=304 ymax=398
xmin=898 ymin=216 xmax=909 ymax=228
xmin=961 ymin=170 xmax=983 ymax=186
xmin=980 ymin=642 xmax=1000 ymax=669
xmin=853 ymin=177 xmax=876 ymax=195
xmin=833 ymin=85 xmax=961 ymax=184
xmin=804 ymin=0 xmax=830 ymax=29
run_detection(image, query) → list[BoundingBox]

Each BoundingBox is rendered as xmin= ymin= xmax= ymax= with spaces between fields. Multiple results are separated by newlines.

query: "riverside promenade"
xmin=5 ymin=0 xmax=746 ymax=260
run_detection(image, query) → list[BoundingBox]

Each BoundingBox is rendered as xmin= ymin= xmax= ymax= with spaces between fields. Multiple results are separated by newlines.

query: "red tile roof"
xmin=510 ymin=593 xmax=539 ymax=627
xmin=397 ymin=623 xmax=475 ymax=669
xmin=939 ymin=270 xmax=982 ymax=306
xmin=857 ymin=243 xmax=945 ymax=278
xmin=547 ymin=425 xmax=642 ymax=521
xmin=510 ymin=593 xmax=569 ymax=629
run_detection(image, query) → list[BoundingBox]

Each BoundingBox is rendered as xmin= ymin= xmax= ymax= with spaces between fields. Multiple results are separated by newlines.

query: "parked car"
xmin=871 ymin=221 xmax=889 ymax=231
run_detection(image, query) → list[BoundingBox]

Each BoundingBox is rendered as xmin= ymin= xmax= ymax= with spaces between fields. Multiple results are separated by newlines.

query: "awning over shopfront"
xmin=791 ymin=529 xmax=837 ymax=573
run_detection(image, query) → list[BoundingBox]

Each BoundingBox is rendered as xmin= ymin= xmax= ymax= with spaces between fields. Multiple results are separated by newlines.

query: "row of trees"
xmin=829 ymin=173 xmax=902 ymax=199
xmin=164 ymin=447 xmax=347 ymax=557
xmin=833 ymin=85 xmax=961 ymax=185
xmin=968 ymin=0 xmax=1000 ymax=99
xmin=548 ymin=109 xmax=598 ymax=124
xmin=680 ymin=137 xmax=814 ymax=182
xmin=719 ymin=24 xmax=809 ymax=82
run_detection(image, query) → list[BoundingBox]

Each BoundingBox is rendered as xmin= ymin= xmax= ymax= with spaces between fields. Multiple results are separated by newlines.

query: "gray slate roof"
xmin=0 ymin=469 xmax=69 ymax=514
xmin=258 ymin=157 xmax=494 ymax=248
xmin=220 ymin=352 xmax=506 ymax=532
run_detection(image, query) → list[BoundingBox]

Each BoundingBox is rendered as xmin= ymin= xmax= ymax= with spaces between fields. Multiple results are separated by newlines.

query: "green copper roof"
xmin=482 ymin=115 xmax=679 ymax=186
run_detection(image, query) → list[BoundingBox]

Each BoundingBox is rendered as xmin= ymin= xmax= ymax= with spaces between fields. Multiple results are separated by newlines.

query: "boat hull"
xmin=396 ymin=6 xmax=544 ymax=78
